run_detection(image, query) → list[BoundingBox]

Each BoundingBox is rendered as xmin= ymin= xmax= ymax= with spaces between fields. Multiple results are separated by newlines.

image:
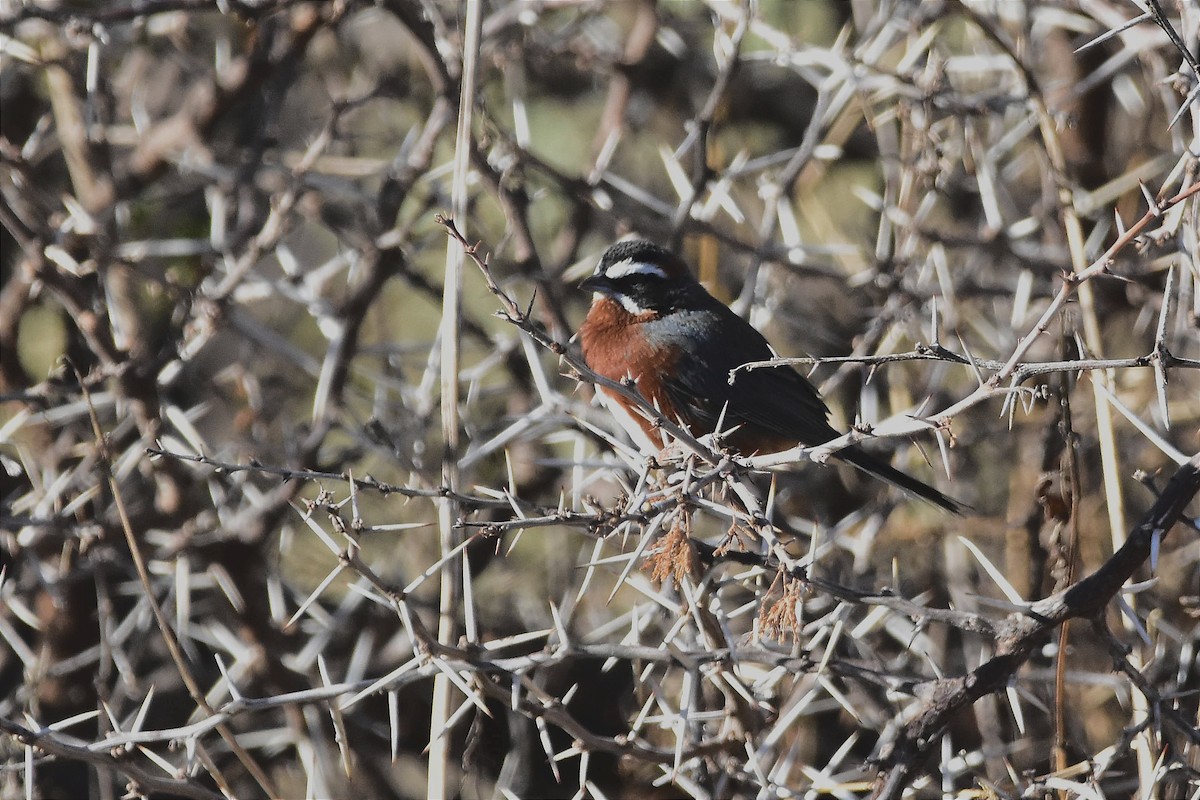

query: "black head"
xmin=580 ymin=240 xmax=701 ymax=315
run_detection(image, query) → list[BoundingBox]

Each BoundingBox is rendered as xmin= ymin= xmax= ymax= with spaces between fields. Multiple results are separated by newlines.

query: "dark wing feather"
xmin=648 ymin=302 xmax=840 ymax=445
xmin=647 ymin=300 xmax=965 ymax=513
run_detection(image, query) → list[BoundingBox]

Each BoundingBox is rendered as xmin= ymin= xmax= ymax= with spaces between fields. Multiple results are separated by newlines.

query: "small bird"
xmin=579 ymin=239 xmax=963 ymax=513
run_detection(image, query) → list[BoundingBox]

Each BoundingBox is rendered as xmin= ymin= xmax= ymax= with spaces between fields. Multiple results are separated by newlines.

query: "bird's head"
xmin=580 ymin=240 xmax=699 ymax=316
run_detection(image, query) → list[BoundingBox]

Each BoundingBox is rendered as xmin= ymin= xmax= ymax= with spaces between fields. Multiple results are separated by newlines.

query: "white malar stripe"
xmin=614 ymin=293 xmax=646 ymax=315
xmin=602 ymin=258 xmax=666 ymax=280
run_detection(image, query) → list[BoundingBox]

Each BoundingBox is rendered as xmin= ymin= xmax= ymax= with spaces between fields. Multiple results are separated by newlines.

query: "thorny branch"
xmin=871 ymin=453 xmax=1200 ymax=797
xmin=3 ymin=1 xmax=1198 ymax=798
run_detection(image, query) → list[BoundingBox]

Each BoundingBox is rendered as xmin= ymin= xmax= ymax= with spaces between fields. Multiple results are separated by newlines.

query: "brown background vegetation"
xmin=1 ymin=1 xmax=1198 ymax=798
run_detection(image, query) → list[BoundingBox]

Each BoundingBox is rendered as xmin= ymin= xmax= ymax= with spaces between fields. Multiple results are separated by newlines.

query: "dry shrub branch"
xmin=2 ymin=1 xmax=1198 ymax=798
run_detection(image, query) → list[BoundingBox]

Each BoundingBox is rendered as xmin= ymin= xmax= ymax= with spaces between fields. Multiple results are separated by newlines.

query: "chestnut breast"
xmin=580 ymin=298 xmax=683 ymax=449
xmin=581 ymin=298 xmax=812 ymax=455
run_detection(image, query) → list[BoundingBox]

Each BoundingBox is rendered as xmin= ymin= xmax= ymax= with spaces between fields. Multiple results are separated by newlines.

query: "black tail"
xmin=837 ymin=446 xmax=966 ymax=514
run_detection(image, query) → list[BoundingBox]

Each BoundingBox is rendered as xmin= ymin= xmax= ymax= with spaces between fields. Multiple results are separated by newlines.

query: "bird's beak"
xmin=580 ymin=275 xmax=612 ymax=294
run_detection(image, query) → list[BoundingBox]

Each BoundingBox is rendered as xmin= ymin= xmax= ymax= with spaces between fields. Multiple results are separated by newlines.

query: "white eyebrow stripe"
xmin=602 ymin=258 xmax=666 ymax=280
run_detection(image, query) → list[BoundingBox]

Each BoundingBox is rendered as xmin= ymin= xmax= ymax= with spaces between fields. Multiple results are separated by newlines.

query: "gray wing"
xmin=651 ymin=304 xmax=840 ymax=445
xmin=651 ymin=303 xmax=964 ymax=512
